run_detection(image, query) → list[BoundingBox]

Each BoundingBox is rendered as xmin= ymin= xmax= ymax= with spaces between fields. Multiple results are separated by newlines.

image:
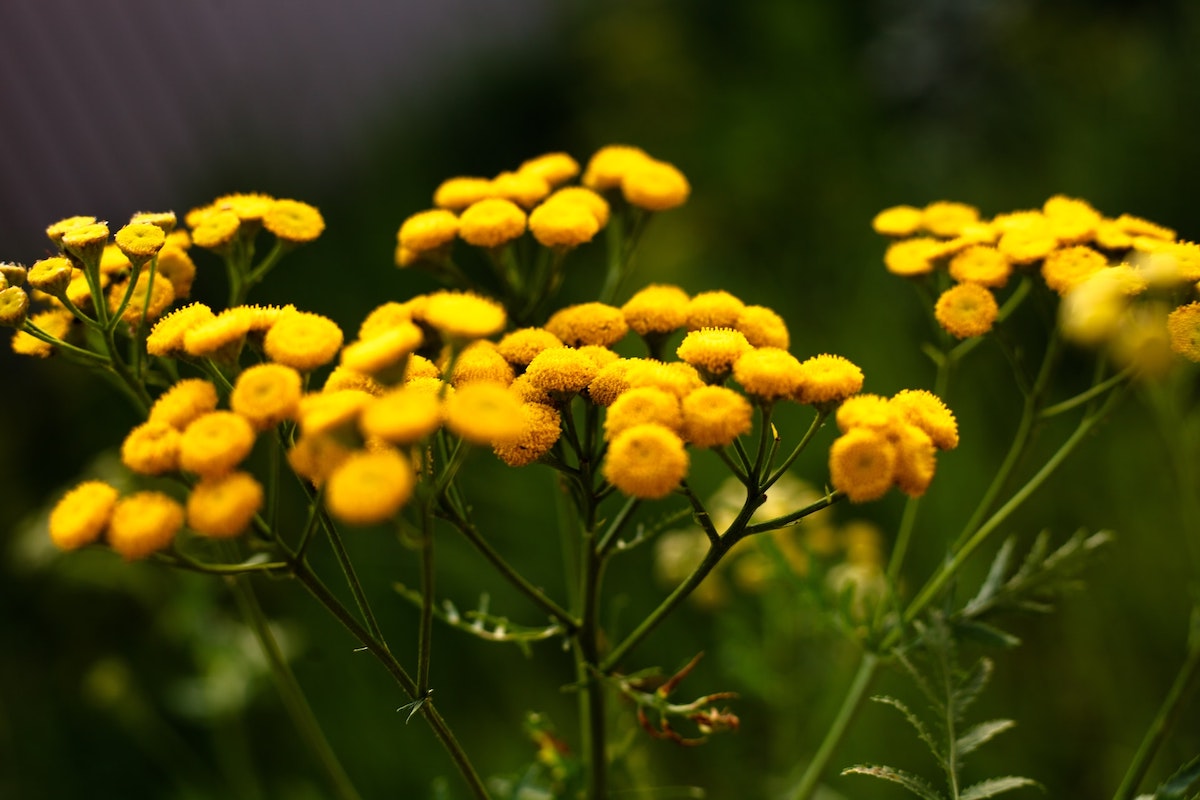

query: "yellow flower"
xmin=114 ymin=222 xmax=166 ymax=261
xmin=934 ymin=283 xmax=998 ymax=339
xmin=524 ymin=347 xmax=600 ymax=395
xmin=398 ymin=209 xmax=460 ymax=254
xmin=179 ymin=411 xmax=257 ymax=477
xmin=1042 ymin=245 xmax=1108 ymax=295
xmin=996 ymin=216 xmax=1058 ymax=264
xmin=587 ymin=358 xmax=637 ymax=406
xmin=579 ymin=345 xmax=620 ymax=370
xmin=494 ymin=403 xmax=563 ymax=467
xmin=298 ymin=389 xmax=374 ymax=437
xmin=528 ymin=198 xmax=600 ymax=248
xmin=211 ymin=193 xmax=276 ymax=221
xmin=129 ymin=210 xmax=178 ymax=234
xmin=871 ymin=205 xmax=924 ymax=237
xmin=890 ymin=389 xmax=958 ymax=450
xmin=836 ymin=394 xmax=901 ymax=433
xmin=64 ymin=268 xmax=105 ymax=311
xmin=121 ymin=420 xmax=182 ymax=475
xmin=360 ymin=386 xmax=443 ymax=445
xmin=443 ymin=381 xmax=525 ymax=445
xmin=147 ymin=302 xmax=217 ymax=357
xmin=190 ymin=209 xmax=241 ymax=250
xmin=884 ymin=237 xmax=941 ymax=277
xmin=405 ymin=354 xmax=442 ymax=381
xmin=491 ymin=170 xmax=552 ymax=209
xmin=1059 ymin=269 xmax=1132 ymax=346
xmin=450 ymin=340 xmax=515 ymax=387
xmin=433 ymin=176 xmax=495 ymax=211
xmin=829 ymin=427 xmax=897 ymax=503
xmin=675 ymin=328 xmax=753 ymax=378
xmin=324 ymin=365 xmax=385 ymax=395
xmin=603 ymin=423 xmax=689 ymax=499
xmin=621 ymin=158 xmax=690 ymax=211
xmin=108 ymin=271 xmax=176 ymax=325
xmin=0 ymin=286 xmax=30 ymax=328
xmin=60 ymin=222 xmax=110 ymax=263
xmin=681 ymin=386 xmax=752 ymax=448
xmin=263 ymin=199 xmax=325 ymax=242
xmin=182 ymin=306 xmax=255 ymax=358
xmin=497 ymin=327 xmax=564 ymax=367
xmin=458 ymin=198 xmax=526 ymax=248
xmin=1115 ymin=213 xmax=1175 ymax=242
xmin=622 ymin=284 xmax=690 ymax=337
xmin=12 ymin=309 xmax=73 ymax=357
xmin=1167 ymin=302 xmax=1200 ymax=362
xmin=582 ymin=145 xmax=652 ymax=191
xmin=545 ymin=302 xmax=628 ymax=347
xmin=686 ymin=290 xmax=745 ymax=330
xmin=543 ymin=186 xmax=610 ymax=227
xmin=794 ymin=354 xmax=864 ymax=406
xmin=288 ymin=434 xmax=353 ymax=487
xmin=263 ymin=310 xmax=344 ymax=371
xmin=49 ymin=481 xmax=119 ymax=551
xmin=624 ymin=359 xmax=703 ymax=400
xmin=1043 ymin=195 xmax=1101 ymax=244
xmin=231 ymin=363 xmax=303 ymax=429
xmin=107 ymin=491 xmax=185 ymax=560
xmin=325 ymin=448 xmax=416 ymax=525
xmin=149 ymin=378 xmax=220 ymax=430
xmin=1110 ymin=305 xmax=1174 ymax=379
xmin=605 ymin=386 xmax=683 ymax=440
xmin=949 ymin=245 xmax=1011 ymax=288
xmin=732 ymin=347 xmax=804 ymax=401
xmin=518 ymin=152 xmax=580 ymax=186
xmin=26 ymin=257 xmax=74 ymax=296
xmin=187 ymin=471 xmax=264 ymax=538
xmin=358 ymin=301 xmax=416 ymax=339
xmin=890 ymin=423 xmax=937 ymax=499
xmin=157 ymin=246 xmax=197 ymax=299
xmin=340 ymin=322 xmax=423 ymax=375
xmin=921 ymin=201 xmax=980 ymax=238
xmin=419 ymin=290 xmax=507 ymax=341
xmin=45 ymin=215 xmax=97 ymax=247
xmin=735 ymin=305 xmax=790 ymax=349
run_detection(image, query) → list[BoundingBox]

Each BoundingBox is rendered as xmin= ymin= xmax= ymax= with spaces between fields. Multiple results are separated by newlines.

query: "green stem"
xmin=763 ymin=410 xmax=830 ymax=491
xmin=318 ymin=506 xmax=387 ymax=645
xmin=417 ymin=504 xmax=436 ymax=695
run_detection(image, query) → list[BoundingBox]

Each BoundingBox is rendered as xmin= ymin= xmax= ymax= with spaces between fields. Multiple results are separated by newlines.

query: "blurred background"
xmin=3 ymin=0 xmax=1200 ymax=797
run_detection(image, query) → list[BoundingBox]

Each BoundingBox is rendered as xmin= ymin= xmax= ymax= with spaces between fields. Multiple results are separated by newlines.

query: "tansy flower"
xmin=129 ymin=210 xmax=178 ymax=234
xmin=398 ymin=209 xmax=460 ymax=254
xmin=443 ymin=381 xmax=525 ymax=445
xmin=528 ymin=199 xmax=600 ymax=248
xmin=231 ymin=363 xmax=303 ymax=429
xmin=1042 ymin=245 xmax=1108 ymax=295
xmin=358 ymin=301 xmax=415 ymax=340
xmin=61 ymin=222 xmax=110 ymax=264
xmin=620 ymin=159 xmax=690 ymax=211
xmin=182 ymin=306 xmax=255 ymax=358
xmin=1043 ymin=195 xmax=1101 ymax=245
xmin=108 ymin=271 xmax=176 ymax=325
xmin=99 ymin=244 xmax=133 ymax=276
xmin=263 ymin=199 xmax=325 ymax=243
xmin=156 ymin=246 xmax=197 ymax=299
xmin=675 ymin=328 xmax=753 ymax=378
xmin=179 ymin=411 xmax=257 ymax=477
xmin=12 ymin=309 xmax=73 ymax=357
xmin=497 ymin=327 xmax=564 ymax=367
xmin=891 ymin=423 xmax=937 ymax=498
xmin=889 ymin=389 xmax=958 ymax=450
xmin=324 ymin=365 xmax=385 ymax=395
xmin=0 ymin=286 xmax=30 ymax=328
xmin=360 ymin=386 xmax=443 ymax=444
xmin=340 ymin=322 xmax=423 ymax=375
xmin=622 ymin=284 xmax=690 ymax=337
xmin=1167 ymin=302 xmax=1200 ymax=362
xmin=996 ymin=217 xmax=1058 ymax=264
xmin=686 ymin=290 xmax=745 ymax=330
xmin=1059 ymin=270 xmax=1133 ymax=346
xmin=65 ymin=268 xmax=106 ymax=311
xmin=794 ymin=354 xmax=864 ymax=406
xmin=107 ymin=491 xmax=185 ymax=560
xmin=1115 ymin=213 xmax=1175 ymax=242
xmin=187 ymin=471 xmax=264 ymax=538
xmin=934 ymin=283 xmax=998 ymax=339
xmin=450 ymin=341 xmax=515 ymax=387
xmin=582 ymin=145 xmax=652 ymax=191
xmin=147 ymin=302 xmax=217 ymax=357
xmin=732 ymin=347 xmax=804 ymax=401
xmin=872 ymin=205 xmax=923 ymax=237
xmin=458 ymin=198 xmax=526 ymax=248
xmin=491 ymin=170 xmax=552 ymax=209
xmin=190 ymin=209 xmax=241 ymax=250
xmin=949 ymin=245 xmax=1011 ymax=288
xmin=922 ymin=201 xmax=980 ymax=238
xmin=433 ymin=176 xmax=495 ymax=211
xmin=288 ymin=434 xmax=353 ymax=487
xmin=114 ymin=222 xmax=166 ymax=262
xmin=604 ymin=386 xmax=683 ymax=440
xmin=511 ymin=374 xmax=553 ymax=406
xmin=263 ymin=310 xmax=344 ymax=371
xmin=494 ymin=402 xmax=563 ymax=467
xmin=419 ymin=291 xmax=507 ymax=340
xmin=121 ymin=420 xmax=182 ymax=475
xmin=578 ymin=345 xmax=619 ymax=370
xmin=624 ymin=359 xmax=703 ymax=400
xmin=45 ymin=215 xmax=97 ymax=247
xmin=26 ymin=257 xmax=73 ymax=296
xmin=405 ymin=354 xmax=442 ymax=381
xmin=149 ymin=378 xmax=219 ymax=430
xmin=884 ymin=237 xmax=941 ymax=277
xmin=543 ymin=186 xmax=610 ymax=227
xmin=325 ymin=448 xmax=416 ymax=525
xmin=587 ymin=358 xmax=638 ymax=406
xmin=49 ymin=481 xmax=119 ymax=551
xmin=525 ymin=347 xmax=600 ymax=395
xmin=735 ymin=305 xmax=790 ymax=349
xmin=603 ymin=423 xmax=689 ymax=499
xmin=212 ymin=193 xmax=276 ymax=221
xmin=836 ymin=394 xmax=900 ymax=433
xmin=545 ymin=302 xmax=628 ymax=347
xmin=829 ymin=427 xmax=897 ymax=503
xmin=518 ymin=152 xmax=580 ymax=186
xmin=297 ymin=389 xmax=373 ymax=437
xmin=681 ymin=386 xmax=752 ymax=448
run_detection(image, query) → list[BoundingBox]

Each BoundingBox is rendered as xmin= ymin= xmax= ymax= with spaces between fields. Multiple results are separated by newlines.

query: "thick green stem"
xmin=417 ymin=505 xmax=436 ymax=696
xmin=317 ymin=507 xmax=387 ymax=645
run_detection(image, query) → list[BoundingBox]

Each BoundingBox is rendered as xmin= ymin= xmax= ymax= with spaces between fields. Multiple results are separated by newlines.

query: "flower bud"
xmin=27 ymin=256 xmax=74 ymax=297
xmin=0 ymin=262 xmax=27 ymax=287
xmin=0 ymin=285 xmax=30 ymax=327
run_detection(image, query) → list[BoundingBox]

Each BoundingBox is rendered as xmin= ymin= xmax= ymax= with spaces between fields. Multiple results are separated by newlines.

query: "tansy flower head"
xmin=518 ymin=152 xmax=580 ymax=186
xmin=263 ymin=199 xmax=324 ymax=243
xmin=524 ymin=347 xmax=600 ymax=395
xmin=325 ymin=448 xmax=416 ymax=526
xmin=49 ymin=481 xmax=119 ymax=551
xmin=12 ymin=309 xmax=73 ymax=356
xmin=0 ymin=262 xmax=27 ymax=287
xmin=288 ymin=434 xmax=353 ymax=487
xmin=934 ymin=283 xmax=998 ymax=339
xmin=212 ymin=193 xmax=276 ymax=221
xmin=450 ymin=340 xmax=515 ymax=387
xmin=735 ymin=305 xmax=790 ymax=349
xmin=156 ymin=246 xmax=197 ymax=299
xmin=511 ymin=374 xmax=553 ymax=406
xmin=107 ymin=491 xmax=185 ymax=560
xmin=324 ymin=365 xmax=385 ymax=396
xmin=443 ymin=381 xmax=525 ymax=446
xmin=1043 ymin=195 xmax=1101 ymax=244
xmin=398 ymin=209 xmax=460 ymax=254
xmin=622 ymin=284 xmax=690 ymax=337
xmin=1059 ymin=269 xmax=1136 ymax=346
xmin=114 ymin=222 xmax=165 ymax=262
xmin=418 ymin=291 xmax=507 ymax=341
xmin=603 ymin=423 xmax=689 ymax=499
xmin=949 ymin=245 xmax=1012 ymax=288
xmin=996 ymin=215 xmax=1058 ymax=264
xmin=190 ymin=209 xmax=241 ymax=250
xmin=0 ymin=286 xmax=30 ymax=328
xmin=497 ymin=327 xmax=564 ymax=367
xmin=582 ymin=145 xmax=652 ymax=191
xmin=147 ymin=302 xmax=216 ymax=357
xmin=829 ymin=427 xmax=897 ymax=503
xmin=1167 ymin=302 xmax=1200 ymax=362
xmin=624 ymin=359 xmax=703 ymax=400
xmin=681 ymin=386 xmax=752 ymax=448
xmin=604 ymin=386 xmax=683 ymax=440
xmin=46 ymin=215 xmax=96 ymax=247
xmin=121 ymin=420 xmax=182 ymax=475
xmin=108 ymin=271 xmax=176 ymax=325
xmin=620 ymin=158 xmax=690 ymax=211
xmin=231 ymin=363 xmax=303 ymax=429
xmin=405 ymin=354 xmax=442 ymax=381
xmin=836 ymin=394 xmax=900 ymax=433
xmin=578 ymin=345 xmax=620 ymax=370
xmin=491 ymin=170 xmax=552 ymax=209
xmin=60 ymin=222 xmax=110 ymax=263
xmin=890 ymin=389 xmax=958 ymax=450
xmin=263 ymin=309 xmax=344 ymax=371
xmin=458 ymin=198 xmax=526 ymax=248
xmin=890 ymin=423 xmax=936 ymax=498
xmin=340 ymin=322 xmax=423 ymax=376
xmin=884 ymin=237 xmax=941 ymax=277
xmin=529 ymin=198 xmax=600 ymax=248
xmin=182 ymin=305 xmax=255 ymax=359
xmin=686 ymin=290 xmax=745 ymax=330
xmin=360 ymin=386 xmax=443 ymax=445
xmin=494 ymin=402 xmax=562 ymax=467
xmin=1042 ymin=245 xmax=1108 ymax=295
xmin=298 ymin=389 xmax=373 ymax=437
xmin=544 ymin=186 xmax=610 ymax=227
xmin=587 ymin=358 xmax=638 ymax=406
xmin=179 ymin=411 xmax=257 ymax=477
xmin=149 ymin=378 xmax=219 ymax=430
xmin=545 ymin=302 xmax=628 ymax=347
xmin=433 ymin=176 xmax=495 ymax=211
xmin=732 ymin=347 xmax=804 ymax=401
xmin=872 ymin=205 xmax=924 ymax=237
xmin=129 ymin=210 xmax=177 ymax=234
xmin=1115 ymin=213 xmax=1175 ymax=242
xmin=794 ymin=354 xmax=864 ymax=407
xmin=675 ymin=328 xmax=753 ymax=379
xmin=921 ymin=201 xmax=980 ymax=238
xmin=187 ymin=471 xmax=263 ymax=538
xmin=358 ymin=301 xmax=415 ymax=340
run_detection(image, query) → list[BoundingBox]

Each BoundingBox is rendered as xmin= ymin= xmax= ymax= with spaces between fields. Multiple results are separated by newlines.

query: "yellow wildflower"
xmin=60 ymin=222 xmax=110 ymax=264
xmin=579 ymin=345 xmax=619 ymax=370
xmin=231 ymin=363 xmax=303 ymax=429
xmin=114 ymin=222 xmax=166 ymax=262
xmin=458 ymin=198 xmax=526 ymax=248
xmin=182 ymin=306 xmax=254 ymax=358
xmin=528 ymin=198 xmax=600 ymax=248
xmin=190 ymin=209 xmax=241 ymax=250
xmin=518 ymin=152 xmax=580 ymax=186
xmin=107 ymin=491 xmax=184 ymax=560
xmin=108 ymin=271 xmax=176 ymax=325
xmin=544 ymin=186 xmax=610 ymax=227
xmin=836 ymin=394 xmax=900 ymax=433
xmin=686 ymin=290 xmax=745 ymax=330
xmin=889 ymin=389 xmax=958 ymax=450
xmin=587 ymin=358 xmax=638 ymax=406
xmin=297 ymin=389 xmax=373 ymax=437
xmin=179 ymin=411 xmax=257 ymax=477
xmin=187 ymin=471 xmax=264 ymax=538
xmin=884 ymin=237 xmax=941 ymax=277
xmin=949 ymin=245 xmax=1011 ymax=288
xmin=494 ymin=402 xmax=563 ymax=467
xmin=0 ymin=286 xmax=30 ymax=328
xmin=443 ymin=381 xmax=525 ymax=445
xmin=624 ymin=359 xmax=703 ymax=400
xmin=497 ymin=327 xmax=564 ymax=367
xmin=922 ymin=201 xmax=980 ymax=238
xmin=121 ymin=420 xmax=182 ymax=475
xmin=996 ymin=216 xmax=1058 ymax=264
xmin=891 ymin=423 xmax=937 ymax=498
xmin=263 ymin=199 xmax=325 ymax=242
xmin=324 ymin=365 xmax=385 ymax=395
xmin=582 ymin=145 xmax=652 ymax=191
xmin=510 ymin=373 xmax=553 ymax=406
xmin=405 ymin=354 xmax=442 ymax=381
xmin=605 ymin=386 xmax=683 ymax=440
xmin=358 ymin=301 xmax=415 ymax=340
xmin=27 ymin=256 xmax=74 ymax=296
xmin=1115 ymin=213 xmax=1175 ymax=242
xmin=398 ymin=209 xmax=460 ymax=254
xmin=450 ymin=340 xmax=515 ymax=387
xmin=340 ymin=322 xmax=423 ymax=375
xmin=45 ymin=215 xmax=96 ymax=247
xmin=12 ymin=309 xmax=73 ymax=357
xmin=360 ymin=386 xmax=443 ymax=445
xmin=603 ymin=423 xmax=689 ymax=499
xmin=621 ymin=158 xmax=690 ymax=211
xmin=871 ymin=205 xmax=923 ymax=237
xmin=156 ymin=246 xmax=197 ymax=299
xmin=934 ymin=283 xmax=998 ymax=339
xmin=1043 ymin=195 xmax=1101 ymax=244
xmin=524 ymin=347 xmax=600 ymax=395
xmin=829 ymin=427 xmax=897 ymax=503
xmin=326 ymin=448 xmax=416 ymax=526
xmin=545 ymin=302 xmax=628 ymax=347
xmin=735 ymin=305 xmax=790 ymax=349
xmin=1059 ymin=270 xmax=1133 ymax=346
xmin=419 ymin=290 xmax=507 ymax=340
xmin=211 ymin=193 xmax=276 ymax=221
xmin=732 ymin=347 xmax=804 ymax=401
xmin=263 ymin=310 xmax=344 ymax=371
xmin=676 ymin=328 xmax=752 ymax=378
xmin=794 ymin=354 xmax=864 ymax=406
xmin=288 ymin=434 xmax=353 ymax=487
xmin=129 ymin=210 xmax=178 ymax=234
xmin=1042 ymin=245 xmax=1108 ymax=295
xmin=49 ymin=481 xmax=119 ymax=551
xmin=622 ymin=284 xmax=690 ymax=337
xmin=433 ymin=176 xmax=495 ymax=211
xmin=147 ymin=302 xmax=216 ymax=357
xmin=1167 ymin=302 xmax=1200 ymax=362
xmin=1111 ymin=305 xmax=1174 ymax=379
xmin=149 ymin=378 xmax=219 ymax=430
xmin=681 ymin=386 xmax=752 ymax=448
xmin=492 ymin=170 xmax=552 ymax=209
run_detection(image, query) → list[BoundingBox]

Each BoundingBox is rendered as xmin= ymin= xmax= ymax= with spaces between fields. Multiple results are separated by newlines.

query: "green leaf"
xmin=956 ymin=719 xmax=1016 ymax=756
xmin=959 ymin=776 xmax=1039 ymax=800
xmin=953 ymin=620 xmax=1022 ymax=649
xmin=1155 ymin=754 xmax=1200 ymax=798
xmin=963 ymin=536 xmax=1017 ymax=614
xmin=842 ymin=764 xmax=947 ymax=800
xmin=953 ymin=658 xmax=994 ymax=719
xmin=872 ymin=695 xmax=942 ymax=762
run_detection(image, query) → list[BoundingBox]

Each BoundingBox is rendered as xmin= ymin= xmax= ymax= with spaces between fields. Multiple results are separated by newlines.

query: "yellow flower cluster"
xmin=187 ymin=193 xmax=325 ymax=247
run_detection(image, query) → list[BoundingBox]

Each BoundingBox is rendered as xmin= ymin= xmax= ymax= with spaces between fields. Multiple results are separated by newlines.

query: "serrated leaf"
xmin=842 ymin=764 xmax=947 ymax=800
xmin=957 ymin=719 xmax=1016 ymax=755
xmin=1156 ymin=754 xmax=1200 ymax=798
xmin=959 ymin=776 xmax=1039 ymax=800
xmin=1012 ymin=530 xmax=1051 ymax=584
xmin=953 ymin=658 xmax=994 ymax=718
xmin=953 ymin=620 xmax=1022 ymax=649
xmin=872 ymin=695 xmax=942 ymax=762
xmin=964 ymin=537 xmax=1017 ymax=614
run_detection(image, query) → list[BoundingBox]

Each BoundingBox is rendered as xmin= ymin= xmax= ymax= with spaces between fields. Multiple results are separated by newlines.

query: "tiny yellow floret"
xmin=675 ymin=328 xmax=753 ymax=377
xmin=398 ymin=209 xmax=460 ymax=253
xmin=872 ymin=205 xmax=924 ymax=237
xmin=443 ymin=381 xmax=525 ymax=445
xmin=732 ymin=347 xmax=804 ymax=401
xmin=1167 ymin=302 xmax=1200 ymax=362
xmin=890 ymin=389 xmax=959 ymax=450
xmin=494 ymin=403 xmax=563 ymax=467
xmin=622 ymin=284 xmax=690 ymax=337
xmin=620 ymin=159 xmax=690 ymax=211
xmin=419 ymin=291 xmax=507 ymax=340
